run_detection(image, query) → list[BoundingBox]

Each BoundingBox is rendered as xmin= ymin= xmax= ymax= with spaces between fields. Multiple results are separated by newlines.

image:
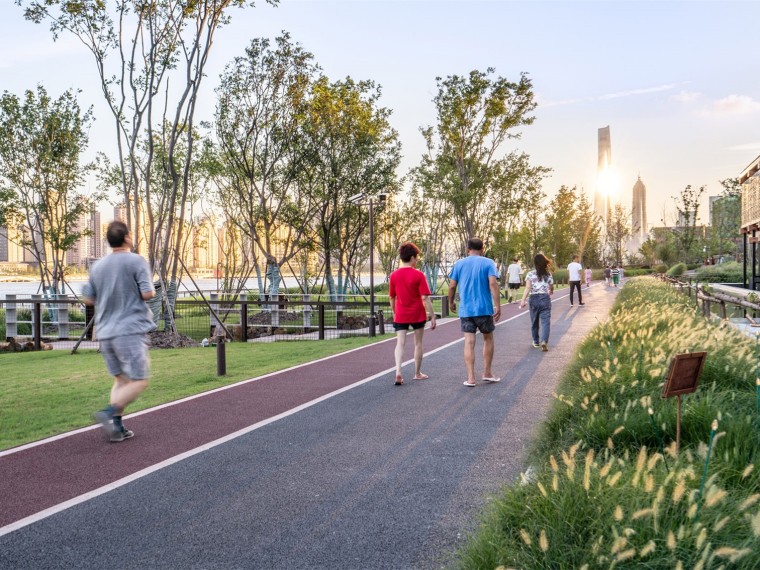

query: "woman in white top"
xmin=519 ymin=253 xmax=554 ymax=351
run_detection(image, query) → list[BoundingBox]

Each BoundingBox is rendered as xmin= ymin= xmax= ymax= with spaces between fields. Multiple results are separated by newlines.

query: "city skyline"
xmin=1 ymin=1 xmax=758 ymax=230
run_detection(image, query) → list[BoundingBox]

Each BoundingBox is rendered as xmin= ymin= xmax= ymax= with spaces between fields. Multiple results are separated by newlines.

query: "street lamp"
xmin=348 ymin=192 xmax=387 ymax=337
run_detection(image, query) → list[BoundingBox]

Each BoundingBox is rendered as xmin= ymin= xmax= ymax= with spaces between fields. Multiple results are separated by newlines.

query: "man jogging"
xmin=84 ymin=221 xmax=156 ymax=442
xmin=448 ymin=237 xmax=502 ymax=387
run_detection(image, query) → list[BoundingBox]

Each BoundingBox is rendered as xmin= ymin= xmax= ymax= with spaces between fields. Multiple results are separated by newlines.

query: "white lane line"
xmin=0 ymin=294 xmax=579 ymax=536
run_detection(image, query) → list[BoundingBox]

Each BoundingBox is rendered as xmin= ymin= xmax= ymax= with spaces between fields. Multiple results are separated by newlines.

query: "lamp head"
xmin=348 ymin=193 xmax=366 ymax=204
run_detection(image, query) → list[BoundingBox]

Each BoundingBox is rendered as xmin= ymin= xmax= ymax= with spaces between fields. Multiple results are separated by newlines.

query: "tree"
xmin=210 ymin=34 xmax=318 ymax=298
xmin=544 ymin=186 xmax=579 ymax=266
xmin=414 ymin=68 xmax=548 ymax=249
xmin=0 ymin=85 xmax=95 ymax=293
xmin=572 ymin=191 xmax=603 ymax=266
xmin=606 ymin=204 xmax=632 ymax=265
xmin=673 ymin=184 xmax=706 ymax=262
xmin=19 ymin=0 xmax=274 ymax=326
xmin=709 ymin=178 xmax=741 ymax=260
xmin=301 ymin=76 xmax=402 ymax=299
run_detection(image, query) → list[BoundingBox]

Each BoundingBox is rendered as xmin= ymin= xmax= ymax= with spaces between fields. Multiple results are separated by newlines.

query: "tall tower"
xmin=631 ymin=176 xmax=647 ymax=249
xmin=595 ymin=126 xmax=612 ymax=223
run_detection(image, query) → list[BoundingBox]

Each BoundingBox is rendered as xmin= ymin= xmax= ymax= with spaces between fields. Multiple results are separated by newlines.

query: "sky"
xmin=1 ymin=0 xmax=759 ymax=231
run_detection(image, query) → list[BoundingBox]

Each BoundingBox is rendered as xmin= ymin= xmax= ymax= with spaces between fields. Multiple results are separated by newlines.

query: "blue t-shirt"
xmin=449 ymin=255 xmax=499 ymax=317
xmin=83 ymin=252 xmax=156 ymax=340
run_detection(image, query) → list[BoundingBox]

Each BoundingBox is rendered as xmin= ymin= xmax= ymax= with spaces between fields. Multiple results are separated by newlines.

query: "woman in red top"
xmin=389 ymin=242 xmax=437 ymax=385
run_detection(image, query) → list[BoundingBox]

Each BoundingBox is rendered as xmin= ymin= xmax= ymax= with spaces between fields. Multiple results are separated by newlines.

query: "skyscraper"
xmin=595 ymin=126 xmax=612 ymax=223
xmin=631 ymin=176 xmax=647 ymax=250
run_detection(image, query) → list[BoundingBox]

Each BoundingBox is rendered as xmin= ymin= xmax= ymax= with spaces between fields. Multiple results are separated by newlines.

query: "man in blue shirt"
xmin=447 ymin=237 xmax=502 ymax=387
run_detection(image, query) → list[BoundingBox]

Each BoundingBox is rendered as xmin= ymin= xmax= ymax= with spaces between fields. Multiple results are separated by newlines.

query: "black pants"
xmin=569 ymin=281 xmax=582 ymax=304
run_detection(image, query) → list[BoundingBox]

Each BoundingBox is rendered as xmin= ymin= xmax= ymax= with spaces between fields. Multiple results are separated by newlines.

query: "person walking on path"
xmin=567 ymin=254 xmax=584 ymax=306
xmin=505 ymin=257 xmax=523 ymax=303
xmin=611 ymin=265 xmax=620 ymax=287
xmin=448 ymin=237 xmax=502 ymax=387
xmin=389 ymin=242 xmax=437 ymax=386
xmin=519 ymin=253 xmax=554 ymax=352
xmin=84 ymin=221 xmax=156 ymax=442
xmin=604 ymin=265 xmax=612 ymax=287
xmin=585 ymin=266 xmax=592 ymax=288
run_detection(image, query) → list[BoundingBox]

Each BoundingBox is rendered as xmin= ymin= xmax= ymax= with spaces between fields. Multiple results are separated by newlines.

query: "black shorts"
xmin=393 ymin=321 xmax=426 ymax=332
xmin=507 ymin=283 xmax=521 ymax=290
xmin=460 ymin=315 xmax=495 ymax=334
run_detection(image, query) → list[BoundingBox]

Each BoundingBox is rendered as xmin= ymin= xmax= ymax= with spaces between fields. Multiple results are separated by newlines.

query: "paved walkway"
xmin=0 ymin=282 xmax=621 ymax=569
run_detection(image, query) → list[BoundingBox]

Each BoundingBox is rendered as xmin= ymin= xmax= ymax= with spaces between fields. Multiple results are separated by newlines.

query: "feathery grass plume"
xmin=712 ymin=516 xmax=730 ymax=532
xmin=739 ymin=493 xmax=760 ymax=511
xmin=539 ymin=529 xmax=549 ymax=552
xmin=612 ymin=425 xmax=625 ymax=436
xmin=672 ymin=477 xmax=687 ymax=503
xmin=515 ymin=528 xmax=532 ymax=548
xmin=677 ymin=524 xmax=686 ymax=540
xmin=741 ymin=464 xmax=754 ymax=479
xmin=639 ymin=540 xmax=656 ymax=557
xmin=644 ymin=474 xmax=655 ymax=492
xmin=607 ymin=471 xmax=622 ymax=487
xmin=583 ymin=449 xmax=594 ymax=491
xmin=599 ymin=461 xmax=613 ymax=478
xmin=688 ymin=503 xmax=698 ymax=519
xmin=552 ymin=474 xmax=559 ymax=492
xmin=632 ymin=447 xmax=648 ymax=487
xmin=675 ymin=560 xmax=683 ymax=570
xmin=632 ymin=508 xmax=654 ymax=520
xmin=615 ymin=548 xmax=636 ymax=562
xmin=646 ymin=454 xmax=660 ymax=471
xmin=704 ymin=487 xmax=727 ymax=508
xmin=751 ymin=510 xmax=760 ymax=537
xmin=666 ymin=531 xmax=677 ymax=550
xmin=549 ymin=455 xmax=559 ymax=473
xmin=696 ymin=527 xmax=708 ymax=549
xmin=714 ymin=547 xmax=752 ymax=562
xmin=614 ymin=505 xmax=624 ymax=521
xmin=610 ymin=536 xmax=628 ymax=554
xmin=537 ymin=482 xmax=548 ymax=497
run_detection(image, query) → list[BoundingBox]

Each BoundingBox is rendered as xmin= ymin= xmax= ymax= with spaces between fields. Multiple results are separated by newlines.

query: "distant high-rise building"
xmin=595 ymin=126 xmax=612 ymax=223
xmin=631 ymin=176 xmax=647 ymax=241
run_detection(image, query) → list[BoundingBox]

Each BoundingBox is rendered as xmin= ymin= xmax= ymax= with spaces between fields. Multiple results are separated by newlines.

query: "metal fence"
xmin=1 ymin=294 xmax=450 ymax=350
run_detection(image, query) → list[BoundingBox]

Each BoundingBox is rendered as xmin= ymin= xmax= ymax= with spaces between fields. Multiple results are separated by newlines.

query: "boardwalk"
xmin=0 ymin=283 xmax=620 ymax=570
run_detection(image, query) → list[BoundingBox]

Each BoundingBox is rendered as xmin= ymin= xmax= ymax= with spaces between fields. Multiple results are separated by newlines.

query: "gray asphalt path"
xmin=0 ymin=283 xmax=620 ymax=570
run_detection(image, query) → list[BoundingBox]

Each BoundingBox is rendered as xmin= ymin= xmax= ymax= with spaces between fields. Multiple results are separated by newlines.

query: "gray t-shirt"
xmin=83 ymin=252 xmax=156 ymax=340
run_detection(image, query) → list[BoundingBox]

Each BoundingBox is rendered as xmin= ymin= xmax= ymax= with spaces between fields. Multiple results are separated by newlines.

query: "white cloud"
xmin=596 ymin=83 xmax=677 ymax=100
xmin=726 ymin=142 xmax=760 ymax=152
xmin=671 ymin=90 xmax=701 ymax=103
xmin=705 ymin=94 xmax=760 ymax=116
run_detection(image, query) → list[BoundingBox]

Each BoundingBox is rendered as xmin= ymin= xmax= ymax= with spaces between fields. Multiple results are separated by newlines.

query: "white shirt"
xmin=567 ymin=261 xmax=583 ymax=282
xmin=506 ymin=263 xmax=522 ymax=283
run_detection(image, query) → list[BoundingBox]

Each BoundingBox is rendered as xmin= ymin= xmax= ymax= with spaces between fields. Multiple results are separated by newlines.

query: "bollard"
xmin=216 ymin=338 xmax=226 ymax=376
xmin=377 ymin=310 xmax=385 ymax=335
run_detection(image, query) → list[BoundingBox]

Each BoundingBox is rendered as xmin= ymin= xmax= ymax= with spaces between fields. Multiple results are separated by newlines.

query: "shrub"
xmin=666 ymin=262 xmax=687 ymax=277
xmin=695 ymin=261 xmax=743 ymax=283
xmin=457 ymin=277 xmax=760 ymax=569
xmin=654 ymin=264 xmax=668 ymax=274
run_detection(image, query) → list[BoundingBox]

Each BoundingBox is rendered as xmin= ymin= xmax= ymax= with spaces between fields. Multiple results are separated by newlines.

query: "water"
xmin=0 ymin=275 xmax=389 ymax=298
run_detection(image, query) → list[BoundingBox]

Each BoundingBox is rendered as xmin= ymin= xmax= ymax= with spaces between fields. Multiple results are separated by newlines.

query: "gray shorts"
xmin=460 ymin=315 xmax=495 ymax=334
xmin=100 ymin=334 xmax=150 ymax=380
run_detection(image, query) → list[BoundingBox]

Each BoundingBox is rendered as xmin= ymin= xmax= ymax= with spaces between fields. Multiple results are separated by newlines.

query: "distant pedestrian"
xmin=84 ymin=221 xmax=156 ymax=443
xmin=448 ymin=237 xmax=502 ymax=387
xmin=611 ymin=265 xmax=620 ymax=287
xmin=520 ymin=253 xmax=554 ymax=352
xmin=604 ymin=265 xmax=612 ymax=286
xmin=567 ymin=255 xmax=584 ymax=306
xmin=505 ymin=257 xmax=523 ymax=303
xmin=585 ymin=267 xmax=592 ymax=288
xmin=389 ymin=242 xmax=437 ymax=386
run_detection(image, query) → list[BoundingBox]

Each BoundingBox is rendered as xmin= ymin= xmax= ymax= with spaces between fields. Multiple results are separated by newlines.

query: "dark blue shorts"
xmin=460 ymin=315 xmax=495 ymax=334
xmin=393 ymin=321 xmax=426 ymax=332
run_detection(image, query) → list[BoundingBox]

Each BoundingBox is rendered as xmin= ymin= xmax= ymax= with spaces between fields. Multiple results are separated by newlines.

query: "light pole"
xmin=348 ymin=192 xmax=387 ymax=337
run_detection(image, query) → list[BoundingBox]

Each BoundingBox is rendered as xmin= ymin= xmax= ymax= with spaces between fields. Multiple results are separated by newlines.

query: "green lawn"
xmin=0 ymin=337 xmax=378 ymax=450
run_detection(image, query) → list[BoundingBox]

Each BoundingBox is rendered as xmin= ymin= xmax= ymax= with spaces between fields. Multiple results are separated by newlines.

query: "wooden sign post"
xmin=661 ymin=351 xmax=707 ymax=454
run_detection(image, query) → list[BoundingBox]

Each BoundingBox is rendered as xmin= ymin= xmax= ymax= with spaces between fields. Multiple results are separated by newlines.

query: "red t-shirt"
xmin=389 ymin=267 xmax=431 ymax=324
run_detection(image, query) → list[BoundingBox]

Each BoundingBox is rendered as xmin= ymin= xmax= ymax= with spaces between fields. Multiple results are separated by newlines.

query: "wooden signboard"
xmin=661 ymin=351 xmax=707 ymax=453
xmin=662 ymin=352 xmax=706 ymax=398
